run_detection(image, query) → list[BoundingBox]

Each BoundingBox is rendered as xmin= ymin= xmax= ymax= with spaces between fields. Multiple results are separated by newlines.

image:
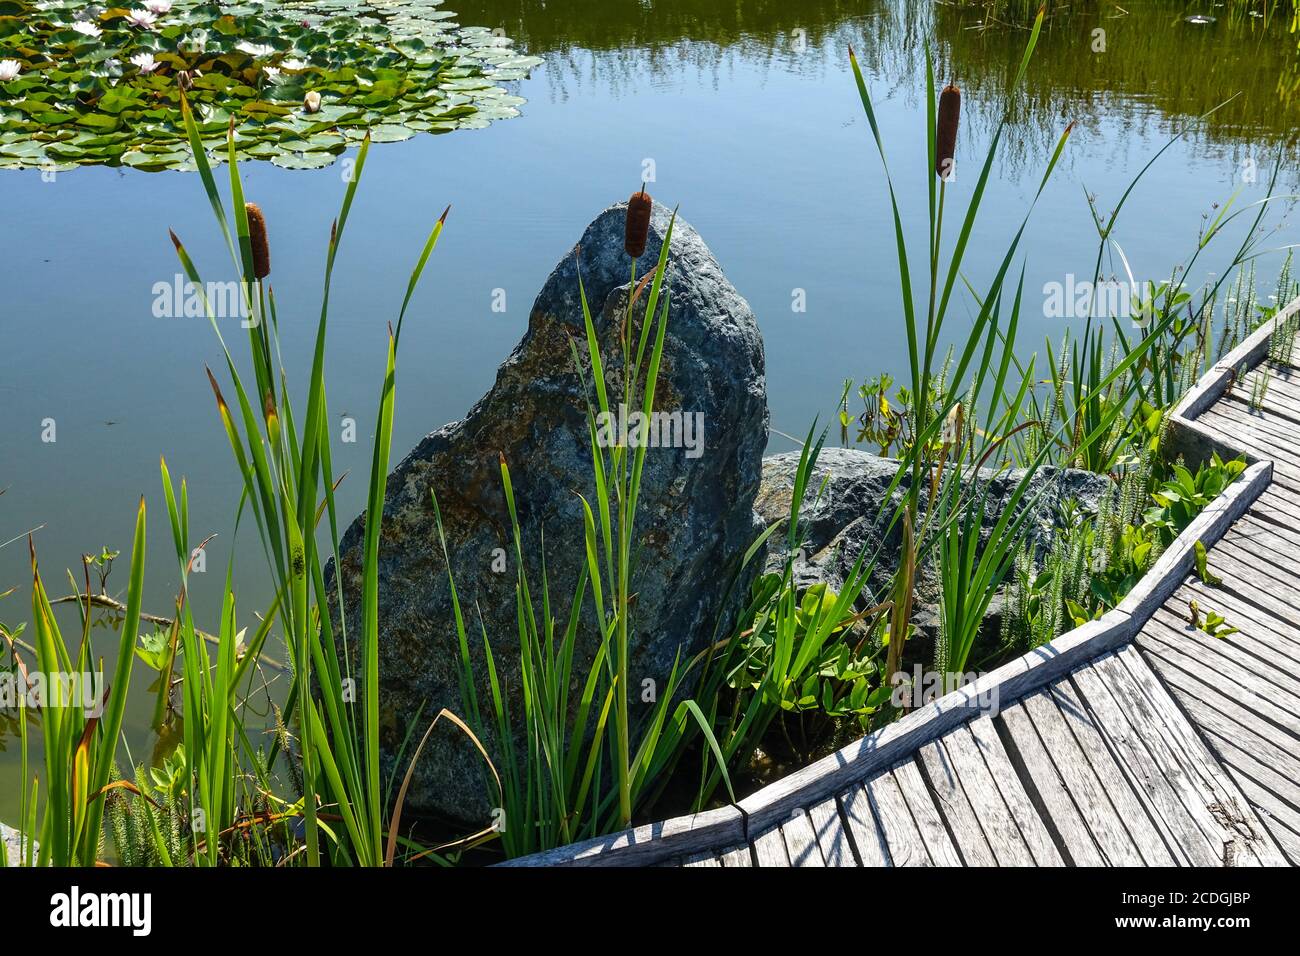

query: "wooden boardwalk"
xmin=509 ymin=302 xmax=1300 ymax=868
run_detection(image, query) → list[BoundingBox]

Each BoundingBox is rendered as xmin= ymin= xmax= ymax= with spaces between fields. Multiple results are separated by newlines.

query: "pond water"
xmin=2 ymin=0 xmax=1299 ymax=818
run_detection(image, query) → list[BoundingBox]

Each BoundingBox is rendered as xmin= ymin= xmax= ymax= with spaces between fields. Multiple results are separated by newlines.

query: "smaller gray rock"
xmin=754 ymin=447 xmax=1114 ymax=662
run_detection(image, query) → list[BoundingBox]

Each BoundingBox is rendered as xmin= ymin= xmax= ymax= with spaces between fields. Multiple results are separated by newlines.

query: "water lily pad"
xmin=0 ymin=0 xmax=541 ymax=170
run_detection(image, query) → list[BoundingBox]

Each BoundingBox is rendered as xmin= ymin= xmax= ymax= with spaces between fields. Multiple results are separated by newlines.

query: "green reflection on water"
xmin=457 ymin=0 xmax=1298 ymax=159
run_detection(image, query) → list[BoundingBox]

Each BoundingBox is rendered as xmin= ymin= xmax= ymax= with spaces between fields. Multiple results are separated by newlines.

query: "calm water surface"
xmin=2 ymin=0 xmax=1298 ymax=815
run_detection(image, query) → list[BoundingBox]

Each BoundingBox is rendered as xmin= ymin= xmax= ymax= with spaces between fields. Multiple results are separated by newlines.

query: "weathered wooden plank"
xmin=893 ymin=758 xmax=965 ymax=866
xmin=683 ymin=852 xmax=721 ymax=867
xmin=1070 ymin=660 xmax=1220 ymax=866
xmin=1257 ymin=360 xmax=1300 ymax=396
xmin=1248 ymin=359 xmax=1300 ymax=390
xmin=965 ymin=716 xmax=1064 ymax=865
xmin=1212 ymin=538 xmax=1300 ymax=603
xmin=751 ymin=825 xmax=791 ymax=867
xmin=1229 ymin=378 xmax=1300 ymax=423
xmin=780 ymin=811 xmax=826 ymax=867
xmin=1021 ymin=689 xmax=1146 ymax=865
xmin=938 ymin=724 xmax=1038 ymax=865
xmin=1241 ymin=501 xmax=1300 ymax=540
xmin=865 ymin=769 xmax=934 ymax=867
xmin=1225 ymin=396 xmax=1300 ymax=438
xmin=1206 ymin=409 xmax=1300 ymax=463
xmin=1128 ymin=642 xmax=1300 ymax=868
xmin=1147 ymin=609 xmax=1300 ymax=707
xmin=1256 ymin=486 xmax=1296 ymax=512
xmin=1250 ymin=504 xmax=1300 ymax=539
xmin=1175 ymin=580 xmax=1300 ymax=665
xmin=917 ymin=739 xmax=998 ymax=866
xmin=1193 ymin=414 xmax=1300 ymax=475
xmin=807 ymin=796 xmax=857 ymax=867
xmin=1191 ymin=417 xmax=1300 ymax=486
xmin=1237 ymin=510 xmax=1300 ymax=552
xmin=998 ymin=700 xmax=1107 ymax=866
xmin=1194 ymin=726 xmax=1300 ymax=861
xmin=1139 ymin=637 xmax=1300 ymax=778
xmin=719 ymin=844 xmax=753 ymax=867
xmin=1205 ymin=400 xmax=1300 ymax=450
xmin=1183 ymin=565 xmax=1300 ymax=634
xmin=1099 ymin=653 xmax=1272 ymax=869
xmin=1213 ymin=767 xmax=1300 ymax=864
xmin=1048 ymin=681 xmax=1177 ymax=865
xmin=1178 ymin=576 xmax=1300 ymax=643
xmin=840 ymin=783 xmax=891 ymax=867
xmin=1219 ymin=518 xmax=1300 ymax=561
xmin=1114 ymin=645 xmax=1286 ymax=866
xmin=1164 ymin=416 xmax=1268 ymax=475
xmin=1219 ymin=521 xmax=1300 ymax=583
xmin=499 ymin=804 xmax=744 ymax=867
xmin=1190 ymin=541 xmax=1300 ymax=616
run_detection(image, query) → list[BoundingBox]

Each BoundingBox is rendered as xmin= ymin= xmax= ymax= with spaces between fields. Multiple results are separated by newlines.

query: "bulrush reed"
xmin=246 ymin=202 xmax=271 ymax=279
xmin=935 ymin=83 xmax=960 ymax=179
xmin=625 ymin=187 xmax=652 ymax=258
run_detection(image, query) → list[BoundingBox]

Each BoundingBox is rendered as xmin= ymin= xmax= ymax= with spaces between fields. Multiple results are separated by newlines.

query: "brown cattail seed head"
xmin=624 ymin=188 xmax=652 ymax=259
xmin=246 ymin=202 xmax=271 ymax=279
xmin=935 ymin=84 xmax=960 ymax=180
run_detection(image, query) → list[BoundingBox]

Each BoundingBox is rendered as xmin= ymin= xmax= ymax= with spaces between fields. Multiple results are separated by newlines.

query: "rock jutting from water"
xmin=327 ymin=200 xmax=768 ymax=822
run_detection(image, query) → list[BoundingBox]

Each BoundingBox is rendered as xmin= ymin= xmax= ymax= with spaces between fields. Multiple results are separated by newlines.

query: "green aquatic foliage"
xmin=682 ymin=428 xmax=889 ymax=792
xmin=1143 ymin=453 xmax=1247 ymax=546
xmin=1000 ymin=452 xmax=1248 ymax=652
xmin=0 ymin=0 xmax=538 ymax=170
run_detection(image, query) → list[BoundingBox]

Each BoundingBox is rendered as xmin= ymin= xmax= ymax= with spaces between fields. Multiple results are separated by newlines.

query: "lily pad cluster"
xmin=0 ymin=0 xmax=541 ymax=170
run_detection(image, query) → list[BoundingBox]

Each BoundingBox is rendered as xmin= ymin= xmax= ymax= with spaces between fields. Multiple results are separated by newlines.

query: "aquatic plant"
xmin=0 ymin=0 xmax=538 ymax=170
xmin=681 ymin=426 xmax=889 ymax=797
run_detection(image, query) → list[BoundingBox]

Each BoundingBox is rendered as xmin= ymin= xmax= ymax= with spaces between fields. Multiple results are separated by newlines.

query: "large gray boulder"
xmin=754 ymin=447 xmax=1114 ymax=660
xmin=327 ymin=200 xmax=767 ymax=822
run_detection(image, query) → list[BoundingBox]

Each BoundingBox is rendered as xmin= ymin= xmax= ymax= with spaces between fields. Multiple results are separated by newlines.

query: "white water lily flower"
xmin=143 ymin=0 xmax=171 ymax=12
xmin=0 ymin=59 xmax=21 ymax=82
xmin=303 ymin=90 xmax=321 ymax=113
xmin=71 ymin=20 xmax=103 ymax=37
xmin=235 ymin=41 xmax=276 ymax=57
xmin=126 ymin=8 xmax=157 ymax=29
xmin=130 ymin=52 xmax=159 ymax=72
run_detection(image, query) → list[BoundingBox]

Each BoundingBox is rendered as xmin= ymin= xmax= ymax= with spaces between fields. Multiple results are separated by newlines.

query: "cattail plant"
xmin=245 ymin=202 xmax=271 ymax=279
xmin=168 ymin=96 xmax=462 ymax=866
xmin=624 ymin=187 xmax=652 ymax=258
xmin=935 ymin=84 xmax=960 ymax=180
xmin=851 ymin=19 xmax=1058 ymax=688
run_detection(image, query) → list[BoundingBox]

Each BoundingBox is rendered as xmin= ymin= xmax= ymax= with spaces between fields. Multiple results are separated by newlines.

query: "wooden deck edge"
xmin=1171 ymin=295 xmax=1300 ymax=424
xmin=1166 ymin=297 xmax=1299 ymax=467
xmin=505 ymin=300 xmax=1298 ymax=867
xmin=502 ymin=459 xmax=1270 ymax=867
xmin=496 ymin=804 xmax=743 ymax=867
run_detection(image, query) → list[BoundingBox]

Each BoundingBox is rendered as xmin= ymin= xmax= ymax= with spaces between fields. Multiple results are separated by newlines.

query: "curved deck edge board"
xmin=496 ymin=804 xmax=743 ymax=867
xmin=502 ymin=296 xmax=1300 ymax=868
